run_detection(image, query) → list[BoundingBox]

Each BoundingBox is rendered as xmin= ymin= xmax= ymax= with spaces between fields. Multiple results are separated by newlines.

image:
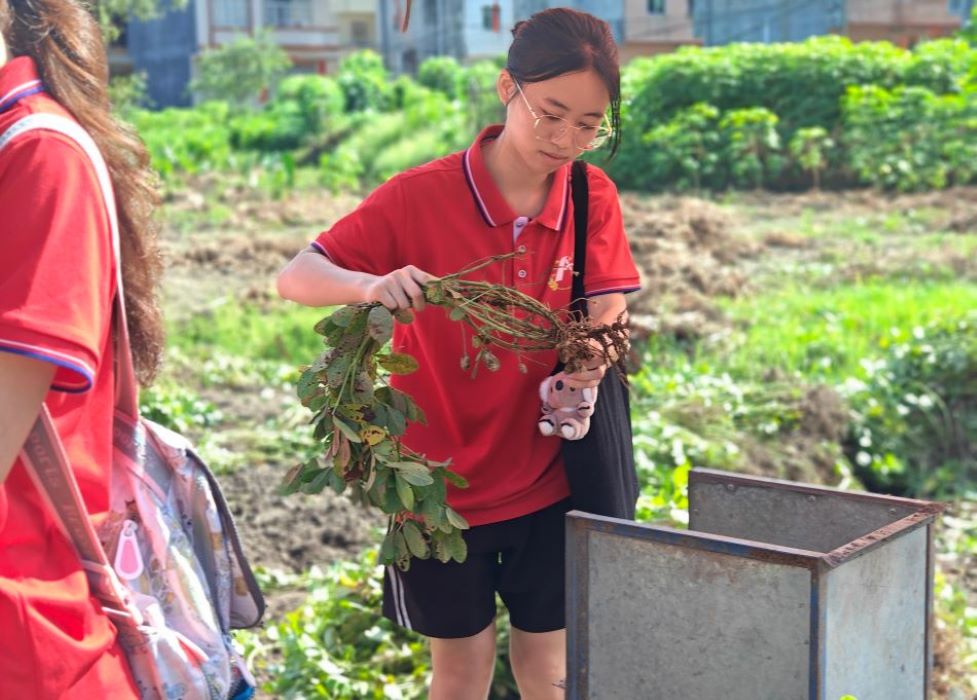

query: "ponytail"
xmin=1 ymin=0 xmax=164 ymax=384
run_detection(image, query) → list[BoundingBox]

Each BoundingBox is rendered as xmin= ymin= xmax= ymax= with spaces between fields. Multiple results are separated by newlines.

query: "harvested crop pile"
xmin=620 ymin=195 xmax=757 ymax=340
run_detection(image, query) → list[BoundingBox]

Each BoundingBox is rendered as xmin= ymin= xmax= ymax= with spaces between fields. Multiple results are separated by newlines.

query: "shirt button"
xmin=517 ymin=244 xmax=527 ymax=254
xmin=517 ymin=269 xmax=528 ymax=279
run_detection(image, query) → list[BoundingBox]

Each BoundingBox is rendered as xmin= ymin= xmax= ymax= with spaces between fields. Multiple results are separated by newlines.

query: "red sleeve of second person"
xmin=0 ymin=132 xmax=113 ymax=391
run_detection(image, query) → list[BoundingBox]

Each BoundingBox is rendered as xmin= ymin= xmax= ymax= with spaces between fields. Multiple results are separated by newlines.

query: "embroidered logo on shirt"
xmin=548 ymin=255 xmax=573 ymax=291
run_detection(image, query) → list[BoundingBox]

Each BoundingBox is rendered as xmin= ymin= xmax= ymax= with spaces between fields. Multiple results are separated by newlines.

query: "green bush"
xmin=189 ymin=31 xmax=292 ymax=106
xmin=640 ymin=102 xmax=723 ymax=191
xmin=338 ymin=50 xmax=392 ymax=113
xmin=610 ymin=37 xmax=977 ymax=192
xmin=719 ymin=107 xmax=783 ymax=189
xmin=417 ymin=56 xmax=466 ymax=99
xmin=131 ymin=101 xmax=234 ymax=177
xmin=788 ymin=126 xmax=834 ymax=190
xmin=274 ymin=74 xmax=345 ymax=135
xmin=230 ymin=105 xmax=306 ymax=152
xmin=843 ymin=84 xmax=977 ymax=190
xmin=844 ymin=314 xmax=977 ymax=498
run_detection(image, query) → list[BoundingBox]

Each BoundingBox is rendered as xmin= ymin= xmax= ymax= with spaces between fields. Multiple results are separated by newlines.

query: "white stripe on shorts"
xmin=388 ymin=565 xmax=413 ymax=630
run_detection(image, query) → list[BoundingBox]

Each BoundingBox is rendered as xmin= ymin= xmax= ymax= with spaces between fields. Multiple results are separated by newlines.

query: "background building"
xmin=694 ymin=0 xmax=972 ymax=48
xmin=125 ymin=0 xmax=376 ymax=106
xmin=124 ymin=0 xmax=975 ymax=106
xmin=378 ymin=0 xmax=513 ymax=74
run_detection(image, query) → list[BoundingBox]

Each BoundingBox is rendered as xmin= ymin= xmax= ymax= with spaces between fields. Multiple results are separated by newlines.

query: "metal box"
xmin=565 ymin=468 xmax=944 ymax=700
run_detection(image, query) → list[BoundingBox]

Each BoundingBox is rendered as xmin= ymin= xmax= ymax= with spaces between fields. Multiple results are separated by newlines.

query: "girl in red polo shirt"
xmin=279 ymin=8 xmax=640 ymax=699
xmin=0 ymin=0 xmax=164 ymax=696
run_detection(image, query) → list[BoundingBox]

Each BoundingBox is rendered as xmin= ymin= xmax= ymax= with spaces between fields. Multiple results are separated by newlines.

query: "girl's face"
xmin=497 ymin=68 xmax=611 ymax=173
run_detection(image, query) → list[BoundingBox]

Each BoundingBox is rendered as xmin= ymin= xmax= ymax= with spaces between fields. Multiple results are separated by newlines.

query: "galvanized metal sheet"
xmin=689 ymin=478 xmax=917 ymax=554
xmin=571 ymin=524 xmax=813 ymax=700
xmin=823 ymin=526 xmax=928 ymax=700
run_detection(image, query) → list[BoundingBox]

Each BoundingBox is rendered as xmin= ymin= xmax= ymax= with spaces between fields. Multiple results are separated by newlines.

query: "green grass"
xmin=167 ymin=298 xmax=328 ymax=365
xmin=704 ymin=279 xmax=977 ymax=381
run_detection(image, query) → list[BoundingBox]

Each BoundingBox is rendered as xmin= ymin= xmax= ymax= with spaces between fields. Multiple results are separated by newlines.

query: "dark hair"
xmin=507 ymin=8 xmax=621 ymax=157
xmin=0 ymin=0 xmax=165 ymax=384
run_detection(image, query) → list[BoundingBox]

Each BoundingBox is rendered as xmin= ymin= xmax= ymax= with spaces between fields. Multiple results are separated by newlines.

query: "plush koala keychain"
xmin=538 ymin=372 xmax=599 ymax=441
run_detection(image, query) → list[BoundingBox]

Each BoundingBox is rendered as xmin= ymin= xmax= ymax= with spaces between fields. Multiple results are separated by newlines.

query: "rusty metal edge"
xmin=690 ymin=467 xmax=946 ymax=515
xmin=822 ymin=510 xmax=938 ymax=568
xmin=567 ymin=510 xmax=823 ymax=569
xmin=566 ymin=513 xmax=590 ymax=700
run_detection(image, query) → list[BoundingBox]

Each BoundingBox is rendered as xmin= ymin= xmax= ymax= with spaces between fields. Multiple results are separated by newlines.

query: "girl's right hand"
xmin=363 ymin=265 xmax=435 ymax=312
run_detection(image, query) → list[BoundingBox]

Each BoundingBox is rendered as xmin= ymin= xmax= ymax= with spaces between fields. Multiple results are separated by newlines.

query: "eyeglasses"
xmin=514 ymin=81 xmax=612 ymax=152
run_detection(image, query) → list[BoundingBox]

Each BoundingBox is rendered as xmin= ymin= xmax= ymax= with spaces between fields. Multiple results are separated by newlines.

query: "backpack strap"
xmin=570 ymin=160 xmax=590 ymax=318
xmin=4 ymin=114 xmax=146 ymax=633
xmin=0 ymin=113 xmax=140 ymax=419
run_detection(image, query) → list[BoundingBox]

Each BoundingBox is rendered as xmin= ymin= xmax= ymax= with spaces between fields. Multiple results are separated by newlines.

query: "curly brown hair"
xmin=1 ymin=0 xmax=164 ymax=384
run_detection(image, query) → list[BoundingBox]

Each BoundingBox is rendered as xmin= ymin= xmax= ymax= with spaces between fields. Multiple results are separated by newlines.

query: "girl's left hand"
xmin=563 ymin=339 xmax=608 ymax=390
xmin=564 ymin=362 xmax=606 ymax=390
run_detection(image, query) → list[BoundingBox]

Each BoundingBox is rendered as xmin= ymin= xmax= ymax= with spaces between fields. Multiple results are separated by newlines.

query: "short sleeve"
xmin=0 ymin=133 xmax=113 ymax=393
xmin=582 ymin=167 xmax=641 ymax=297
xmin=312 ymin=175 xmax=404 ymax=277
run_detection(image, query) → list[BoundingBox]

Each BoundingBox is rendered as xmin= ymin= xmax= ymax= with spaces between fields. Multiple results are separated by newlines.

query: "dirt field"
xmin=160 ymin=180 xmax=977 ymax=695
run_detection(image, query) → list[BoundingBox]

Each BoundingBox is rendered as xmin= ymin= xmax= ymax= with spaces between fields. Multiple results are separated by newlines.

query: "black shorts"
xmin=382 ymin=498 xmax=571 ymax=639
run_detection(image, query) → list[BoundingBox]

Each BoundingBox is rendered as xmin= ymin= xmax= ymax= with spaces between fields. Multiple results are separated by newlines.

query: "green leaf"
xmin=394 ymin=530 xmax=409 ymax=561
xmin=313 ymin=317 xmax=337 ymax=336
xmin=297 ymin=369 xmax=319 ymax=400
xmin=444 ymin=506 xmax=469 ymax=530
xmin=330 ymin=306 xmax=359 ymax=328
xmin=302 ymin=468 xmax=332 ymax=494
xmin=448 ymin=306 xmax=466 ymax=321
xmin=432 ymin=532 xmax=451 ymax=562
xmin=389 ymin=461 xmax=434 ymax=486
xmin=351 ymin=371 xmax=374 ymax=403
xmin=329 ymin=467 xmax=347 ymax=495
xmin=367 ymin=305 xmax=394 ymax=344
xmin=402 ymin=521 xmax=429 ymax=559
xmin=377 ymin=352 xmax=419 ymax=375
xmin=325 ymin=354 xmax=352 ymax=389
xmin=333 ymin=415 xmax=363 ymax=443
xmin=447 ymin=531 xmax=468 ymax=563
xmin=307 ymin=393 xmax=329 ymax=412
xmin=379 ymin=528 xmax=397 ymax=565
xmin=381 ymin=475 xmax=403 ymax=514
xmin=420 ymin=498 xmax=444 ymax=528
xmin=395 ymin=473 xmax=414 ymax=510
xmin=384 ymin=407 xmax=407 ymax=436
xmin=441 ymin=468 xmax=468 ymax=489
xmin=406 ymin=401 xmax=426 ymax=425
xmin=280 ymin=462 xmax=305 ymax=495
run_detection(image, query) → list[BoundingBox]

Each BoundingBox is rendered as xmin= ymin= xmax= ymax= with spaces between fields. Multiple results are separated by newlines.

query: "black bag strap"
xmin=570 ymin=159 xmax=589 ymax=317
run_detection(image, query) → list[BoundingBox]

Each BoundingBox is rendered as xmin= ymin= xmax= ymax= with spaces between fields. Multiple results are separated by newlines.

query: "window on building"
xmin=214 ymin=0 xmax=248 ymax=27
xmin=647 ymin=0 xmax=665 ymax=14
xmin=403 ymin=48 xmax=418 ymax=74
xmin=687 ymin=0 xmax=694 ymax=17
xmin=481 ymin=3 xmax=500 ymax=31
xmin=352 ymin=20 xmax=369 ymax=47
xmin=424 ymin=0 xmax=437 ymax=24
xmin=264 ymin=0 xmax=312 ymax=27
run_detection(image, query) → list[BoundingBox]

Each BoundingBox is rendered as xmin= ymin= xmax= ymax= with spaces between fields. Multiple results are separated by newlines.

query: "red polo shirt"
xmin=314 ymin=125 xmax=640 ymax=526
xmin=0 ymin=57 xmax=137 ymax=698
